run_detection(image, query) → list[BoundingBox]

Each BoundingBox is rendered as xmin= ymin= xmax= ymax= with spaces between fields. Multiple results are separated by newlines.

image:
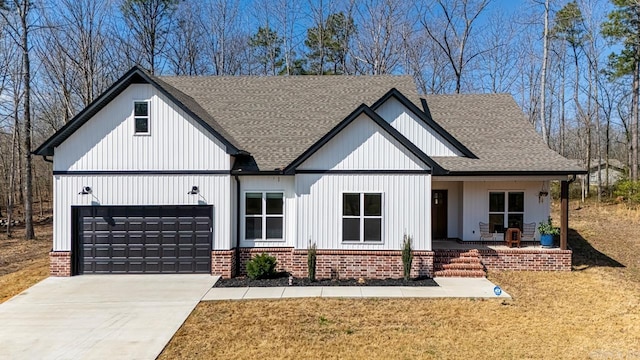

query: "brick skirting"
xmin=435 ymin=248 xmax=572 ymax=272
xmin=212 ymin=248 xmax=435 ymax=280
xmin=49 ymin=251 xmax=71 ymax=277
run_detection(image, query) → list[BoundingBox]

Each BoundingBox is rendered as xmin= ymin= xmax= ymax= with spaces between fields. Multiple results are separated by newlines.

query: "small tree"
xmin=402 ymin=234 xmax=413 ymax=281
xmin=307 ymin=242 xmax=317 ymax=282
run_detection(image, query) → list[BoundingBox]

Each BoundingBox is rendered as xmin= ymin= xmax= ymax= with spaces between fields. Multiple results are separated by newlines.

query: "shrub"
xmin=402 ymin=234 xmax=413 ymax=281
xmin=537 ymin=217 xmax=559 ymax=236
xmin=307 ymin=242 xmax=317 ymax=282
xmin=613 ymin=179 xmax=640 ymax=205
xmin=246 ymin=253 xmax=277 ymax=280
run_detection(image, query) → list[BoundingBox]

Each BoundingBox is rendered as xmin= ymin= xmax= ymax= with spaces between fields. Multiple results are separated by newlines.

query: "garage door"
xmin=76 ymin=206 xmax=212 ymax=274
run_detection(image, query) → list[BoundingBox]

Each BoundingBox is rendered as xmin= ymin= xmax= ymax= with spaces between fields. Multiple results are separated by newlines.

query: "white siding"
xmin=461 ymin=181 xmax=550 ymax=241
xmin=53 ymin=174 xmax=233 ymax=251
xmin=297 ymin=114 xmax=428 ymax=170
xmin=238 ymin=176 xmax=296 ymax=248
xmin=296 ymin=174 xmax=431 ymax=250
xmin=432 ymin=181 xmax=463 ymax=238
xmin=54 ymin=84 xmax=230 ymax=171
xmin=376 ymin=97 xmax=462 ymax=157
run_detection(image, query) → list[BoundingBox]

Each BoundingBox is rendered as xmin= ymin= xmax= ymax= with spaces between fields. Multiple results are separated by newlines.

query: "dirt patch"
xmin=0 ymin=221 xmax=53 ymax=302
xmin=216 ymin=275 xmax=437 ymax=287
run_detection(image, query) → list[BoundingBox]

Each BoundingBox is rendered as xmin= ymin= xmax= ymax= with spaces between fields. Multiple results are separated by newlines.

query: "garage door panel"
xmin=79 ymin=206 xmax=212 ymax=274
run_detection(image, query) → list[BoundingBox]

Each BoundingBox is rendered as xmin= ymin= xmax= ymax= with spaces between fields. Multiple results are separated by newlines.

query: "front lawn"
xmin=160 ymin=201 xmax=640 ymax=359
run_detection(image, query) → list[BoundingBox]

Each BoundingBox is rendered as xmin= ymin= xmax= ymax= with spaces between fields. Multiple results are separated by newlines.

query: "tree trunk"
xmin=633 ymin=55 xmax=639 ymax=181
xmin=21 ymin=1 xmax=34 ymax=239
xmin=539 ymin=0 xmax=549 ymax=144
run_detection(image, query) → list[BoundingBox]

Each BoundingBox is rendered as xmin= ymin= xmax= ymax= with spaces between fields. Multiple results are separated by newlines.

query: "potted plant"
xmin=537 ymin=217 xmax=559 ymax=248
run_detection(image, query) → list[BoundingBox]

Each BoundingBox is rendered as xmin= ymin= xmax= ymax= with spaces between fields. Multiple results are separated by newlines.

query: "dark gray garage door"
xmin=76 ymin=206 xmax=212 ymax=274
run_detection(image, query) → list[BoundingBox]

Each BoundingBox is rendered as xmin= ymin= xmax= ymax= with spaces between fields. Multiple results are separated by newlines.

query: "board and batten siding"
xmin=375 ymin=97 xmax=461 ymax=157
xmin=53 ymin=175 xmax=233 ymax=252
xmin=461 ymin=180 xmax=550 ymax=241
xmin=431 ymin=181 xmax=463 ymax=239
xmin=238 ymin=176 xmax=296 ymax=248
xmin=295 ymin=174 xmax=431 ymax=250
xmin=296 ymin=113 xmax=429 ymax=171
xmin=54 ymin=84 xmax=230 ymax=171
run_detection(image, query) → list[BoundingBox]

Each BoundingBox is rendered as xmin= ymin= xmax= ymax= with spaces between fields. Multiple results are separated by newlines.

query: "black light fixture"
xmin=188 ymin=186 xmax=199 ymax=195
xmin=79 ymin=186 xmax=92 ymax=195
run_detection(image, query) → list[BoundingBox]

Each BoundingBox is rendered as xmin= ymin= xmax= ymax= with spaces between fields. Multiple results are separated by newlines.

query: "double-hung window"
xmin=133 ymin=100 xmax=150 ymax=134
xmin=342 ymin=193 xmax=382 ymax=242
xmin=245 ymin=192 xmax=284 ymax=240
xmin=488 ymin=191 xmax=524 ymax=232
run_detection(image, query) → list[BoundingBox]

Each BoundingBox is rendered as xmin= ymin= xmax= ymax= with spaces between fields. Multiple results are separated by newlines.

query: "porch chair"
xmin=521 ymin=222 xmax=536 ymax=242
xmin=479 ymin=222 xmax=494 ymax=241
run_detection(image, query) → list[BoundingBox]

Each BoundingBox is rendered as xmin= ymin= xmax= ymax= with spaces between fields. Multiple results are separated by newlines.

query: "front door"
xmin=431 ymin=190 xmax=448 ymax=239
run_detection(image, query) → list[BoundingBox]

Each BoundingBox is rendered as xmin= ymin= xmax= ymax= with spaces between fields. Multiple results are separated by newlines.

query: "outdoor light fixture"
xmin=188 ymin=186 xmax=199 ymax=195
xmin=79 ymin=186 xmax=92 ymax=195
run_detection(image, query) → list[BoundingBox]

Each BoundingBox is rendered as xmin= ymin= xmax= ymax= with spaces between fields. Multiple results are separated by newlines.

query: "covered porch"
xmin=429 ymin=176 xmax=573 ymax=274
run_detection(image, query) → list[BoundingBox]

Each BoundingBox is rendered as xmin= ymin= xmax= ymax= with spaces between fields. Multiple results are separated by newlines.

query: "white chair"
xmin=522 ymin=222 xmax=536 ymax=241
xmin=479 ymin=222 xmax=494 ymax=241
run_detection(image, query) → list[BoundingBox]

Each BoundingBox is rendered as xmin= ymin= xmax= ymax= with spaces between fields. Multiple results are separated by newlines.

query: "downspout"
xmin=234 ymin=174 xmax=241 ymax=276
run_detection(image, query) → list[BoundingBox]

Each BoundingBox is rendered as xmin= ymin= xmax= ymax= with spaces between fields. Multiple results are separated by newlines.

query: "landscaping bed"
xmin=215 ymin=275 xmax=438 ymax=287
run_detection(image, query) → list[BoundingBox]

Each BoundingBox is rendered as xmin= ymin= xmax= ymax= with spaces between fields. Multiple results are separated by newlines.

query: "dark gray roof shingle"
xmin=159 ymin=74 xmax=582 ymax=174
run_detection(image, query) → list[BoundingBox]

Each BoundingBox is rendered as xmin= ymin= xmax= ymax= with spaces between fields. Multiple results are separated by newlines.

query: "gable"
xmin=296 ymin=113 xmax=429 ymax=171
xmin=54 ymin=84 xmax=230 ymax=171
xmin=375 ymin=96 xmax=462 ymax=157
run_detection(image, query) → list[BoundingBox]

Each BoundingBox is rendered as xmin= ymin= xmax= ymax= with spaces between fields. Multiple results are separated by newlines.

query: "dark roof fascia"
xmin=283 ymin=104 xmax=446 ymax=175
xmin=34 ymin=66 xmax=241 ymax=156
xmin=231 ymin=170 xmax=286 ymax=176
xmin=444 ymin=170 xmax=588 ymax=177
xmin=368 ymin=88 xmax=477 ymax=159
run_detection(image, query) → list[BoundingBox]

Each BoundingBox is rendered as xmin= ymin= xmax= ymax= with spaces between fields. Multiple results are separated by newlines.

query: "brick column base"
xmin=50 ymin=251 xmax=72 ymax=277
xmin=211 ymin=250 xmax=236 ymax=278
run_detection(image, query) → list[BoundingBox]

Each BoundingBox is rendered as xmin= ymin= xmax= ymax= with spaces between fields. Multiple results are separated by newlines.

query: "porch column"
xmin=560 ymin=180 xmax=569 ymax=250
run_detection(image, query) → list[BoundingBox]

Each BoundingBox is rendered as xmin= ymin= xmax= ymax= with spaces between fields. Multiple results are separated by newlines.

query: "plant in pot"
xmin=537 ymin=217 xmax=559 ymax=248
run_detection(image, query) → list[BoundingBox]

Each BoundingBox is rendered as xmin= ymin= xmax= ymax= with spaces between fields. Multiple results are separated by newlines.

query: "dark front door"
xmin=75 ymin=205 xmax=212 ymax=274
xmin=431 ymin=190 xmax=448 ymax=239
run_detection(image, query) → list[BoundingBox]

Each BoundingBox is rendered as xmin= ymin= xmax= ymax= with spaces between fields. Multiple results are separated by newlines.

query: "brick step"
xmin=435 ymin=250 xmax=479 ymax=257
xmin=434 ymin=269 xmax=486 ymax=277
xmin=437 ymin=256 xmax=482 ymax=264
xmin=440 ymin=262 xmax=485 ymax=271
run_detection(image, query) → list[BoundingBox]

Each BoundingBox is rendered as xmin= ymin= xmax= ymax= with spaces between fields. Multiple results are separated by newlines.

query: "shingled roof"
xmin=421 ymin=93 xmax=584 ymax=174
xmin=160 ymin=75 xmax=419 ymax=171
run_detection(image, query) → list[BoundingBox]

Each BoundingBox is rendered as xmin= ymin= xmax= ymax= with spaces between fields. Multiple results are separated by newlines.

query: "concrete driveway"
xmin=0 ymin=275 xmax=218 ymax=360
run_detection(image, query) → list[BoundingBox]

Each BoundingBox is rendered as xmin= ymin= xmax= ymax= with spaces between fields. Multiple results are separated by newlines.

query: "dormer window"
xmin=134 ymin=100 xmax=150 ymax=134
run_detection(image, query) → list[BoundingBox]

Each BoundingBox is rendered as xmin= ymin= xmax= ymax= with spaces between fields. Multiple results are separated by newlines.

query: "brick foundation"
xmin=211 ymin=250 xmax=236 ymax=279
xmin=232 ymin=248 xmax=434 ymax=280
xmin=435 ymin=248 xmax=572 ymax=272
xmin=49 ymin=251 xmax=72 ymax=277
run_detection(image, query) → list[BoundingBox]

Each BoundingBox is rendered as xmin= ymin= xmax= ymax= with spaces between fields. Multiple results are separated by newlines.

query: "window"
xmin=134 ymin=101 xmax=150 ymax=134
xmin=342 ymin=193 xmax=382 ymax=242
xmin=245 ymin=192 xmax=284 ymax=240
xmin=488 ymin=191 xmax=524 ymax=232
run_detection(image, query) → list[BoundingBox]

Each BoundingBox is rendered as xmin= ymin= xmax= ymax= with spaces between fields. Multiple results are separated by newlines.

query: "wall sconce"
xmin=79 ymin=186 xmax=92 ymax=195
xmin=188 ymin=186 xmax=199 ymax=195
xmin=433 ymin=192 xmax=441 ymax=205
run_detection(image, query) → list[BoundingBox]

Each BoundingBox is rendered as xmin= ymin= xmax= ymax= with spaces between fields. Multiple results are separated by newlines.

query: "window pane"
xmin=343 ymin=194 xmax=360 ymax=216
xmin=364 ymin=193 xmax=381 ymax=216
xmin=508 ymin=192 xmax=524 ymax=212
xmin=266 ymin=217 xmax=283 ymax=239
xmin=489 ymin=192 xmax=505 ymax=212
xmin=266 ymin=193 xmax=283 ymax=215
xmin=245 ymin=217 xmax=262 ymax=239
xmin=489 ymin=214 xmax=504 ymax=233
xmin=134 ymin=102 xmax=148 ymax=116
xmin=135 ymin=117 xmax=148 ymax=133
xmin=364 ymin=218 xmax=381 ymax=242
xmin=342 ymin=218 xmax=360 ymax=241
xmin=245 ymin=193 xmax=262 ymax=215
xmin=508 ymin=214 xmax=523 ymax=230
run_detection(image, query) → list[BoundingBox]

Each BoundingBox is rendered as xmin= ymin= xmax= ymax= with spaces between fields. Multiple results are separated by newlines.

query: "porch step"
xmin=434 ymin=249 xmax=486 ymax=278
xmin=433 ymin=269 xmax=486 ymax=278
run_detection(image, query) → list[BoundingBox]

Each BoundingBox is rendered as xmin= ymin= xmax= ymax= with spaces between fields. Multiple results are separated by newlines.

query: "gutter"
xmin=41 ymin=155 xmax=53 ymax=163
xmin=234 ymin=174 xmax=241 ymax=276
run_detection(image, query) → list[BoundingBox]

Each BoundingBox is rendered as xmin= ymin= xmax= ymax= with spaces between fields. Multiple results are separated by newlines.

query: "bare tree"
xmin=539 ymin=0 xmax=550 ymax=144
xmin=420 ymin=0 xmax=492 ymax=93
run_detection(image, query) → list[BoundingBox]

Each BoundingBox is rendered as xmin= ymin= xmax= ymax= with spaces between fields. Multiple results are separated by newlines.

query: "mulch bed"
xmin=215 ymin=274 xmax=438 ymax=287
